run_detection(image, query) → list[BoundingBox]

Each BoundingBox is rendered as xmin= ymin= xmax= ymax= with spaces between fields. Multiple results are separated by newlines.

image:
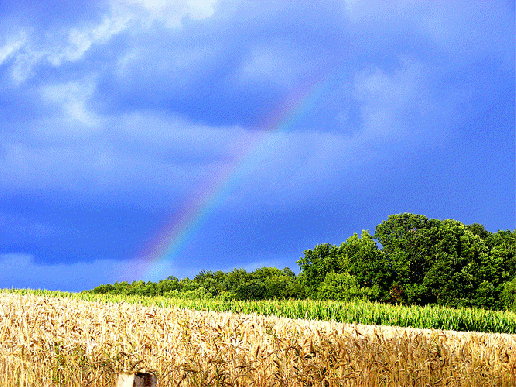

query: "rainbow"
xmin=123 ymin=69 xmax=334 ymax=282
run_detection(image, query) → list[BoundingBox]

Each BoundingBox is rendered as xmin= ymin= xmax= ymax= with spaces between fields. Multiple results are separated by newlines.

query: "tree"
xmin=235 ymin=280 xmax=267 ymax=300
xmin=485 ymin=230 xmax=516 ymax=284
xmin=316 ymin=272 xmax=371 ymax=301
xmin=474 ymin=229 xmax=516 ymax=309
xmin=90 ymin=283 xmax=114 ymax=294
xmin=423 ymin=219 xmax=488 ymax=307
xmin=500 ymin=276 xmax=516 ymax=311
xmin=297 ymin=243 xmax=342 ymax=296
xmin=373 ymin=213 xmax=441 ymax=304
xmin=466 ymin=223 xmax=491 ymax=240
xmin=282 ymin=267 xmax=296 ymax=278
xmin=193 ymin=270 xmax=224 ymax=297
xmin=340 ymin=231 xmax=389 ymax=301
xmin=221 ymin=268 xmax=251 ymax=297
xmin=157 ymin=277 xmax=180 ymax=295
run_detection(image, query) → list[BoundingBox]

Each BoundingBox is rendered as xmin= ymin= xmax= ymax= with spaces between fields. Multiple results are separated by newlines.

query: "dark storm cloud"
xmin=0 ymin=0 xmax=513 ymax=288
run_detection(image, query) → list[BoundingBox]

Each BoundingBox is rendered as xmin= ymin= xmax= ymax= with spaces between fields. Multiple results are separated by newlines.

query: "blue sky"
xmin=0 ymin=0 xmax=514 ymax=291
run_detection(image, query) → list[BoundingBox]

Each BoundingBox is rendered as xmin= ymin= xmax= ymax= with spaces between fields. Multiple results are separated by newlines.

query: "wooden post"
xmin=117 ymin=372 xmax=157 ymax=387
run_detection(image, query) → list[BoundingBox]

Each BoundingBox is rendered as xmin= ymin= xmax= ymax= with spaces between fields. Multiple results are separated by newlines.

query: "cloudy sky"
xmin=0 ymin=0 xmax=514 ymax=291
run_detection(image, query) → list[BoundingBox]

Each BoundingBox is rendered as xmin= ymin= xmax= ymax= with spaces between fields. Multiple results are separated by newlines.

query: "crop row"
xmin=5 ymin=289 xmax=516 ymax=334
xmin=0 ymin=292 xmax=514 ymax=386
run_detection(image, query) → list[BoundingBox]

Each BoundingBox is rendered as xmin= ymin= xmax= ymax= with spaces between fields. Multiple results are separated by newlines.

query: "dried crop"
xmin=8 ymin=289 xmax=516 ymax=334
xmin=0 ymin=293 xmax=515 ymax=386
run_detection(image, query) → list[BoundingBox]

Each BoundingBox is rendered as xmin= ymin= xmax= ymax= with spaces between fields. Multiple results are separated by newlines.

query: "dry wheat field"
xmin=0 ymin=293 xmax=515 ymax=386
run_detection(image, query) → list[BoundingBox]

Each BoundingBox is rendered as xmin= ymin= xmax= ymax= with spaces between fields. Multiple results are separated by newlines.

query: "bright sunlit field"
xmin=1 ymin=290 xmax=515 ymax=386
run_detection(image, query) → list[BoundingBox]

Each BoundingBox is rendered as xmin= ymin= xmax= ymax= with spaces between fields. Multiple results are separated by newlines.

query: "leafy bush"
xmin=164 ymin=286 xmax=212 ymax=300
xmin=317 ymin=272 xmax=373 ymax=301
xmin=500 ymin=277 xmax=516 ymax=312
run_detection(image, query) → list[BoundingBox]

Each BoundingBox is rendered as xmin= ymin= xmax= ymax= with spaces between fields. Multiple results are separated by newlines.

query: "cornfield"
xmin=8 ymin=289 xmax=516 ymax=334
xmin=0 ymin=292 xmax=515 ymax=386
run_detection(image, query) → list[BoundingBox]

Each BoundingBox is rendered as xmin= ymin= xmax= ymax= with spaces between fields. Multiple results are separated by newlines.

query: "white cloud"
xmin=47 ymin=15 xmax=131 ymax=67
xmin=212 ymin=58 xmax=461 ymax=211
xmin=114 ymin=43 xmax=219 ymax=91
xmin=0 ymin=140 xmax=171 ymax=199
xmin=114 ymin=0 xmax=219 ymax=27
xmin=113 ymin=110 xmax=245 ymax=158
xmin=0 ymin=33 xmax=26 ymax=65
xmin=40 ymin=79 xmax=100 ymax=127
xmin=7 ymin=13 xmax=130 ymax=84
xmin=343 ymin=0 xmax=512 ymax=70
xmin=2 ymin=0 xmax=221 ymax=84
xmin=214 ymin=128 xmax=361 ymax=211
xmin=417 ymin=1 xmax=513 ymax=67
xmin=353 ymin=58 xmax=430 ymax=144
xmin=10 ymin=51 xmax=44 ymax=84
xmin=1 ymin=53 xmax=453 ymax=217
xmin=0 ymin=104 xmax=358 ymax=212
xmin=0 ymin=0 xmax=505 ymax=219
xmin=0 ymin=142 xmax=78 ymax=191
xmin=235 ymin=43 xmax=307 ymax=88
xmin=343 ymin=0 xmax=359 ymax=14
xmin=0 ymin=108 xmax=252 ymax=206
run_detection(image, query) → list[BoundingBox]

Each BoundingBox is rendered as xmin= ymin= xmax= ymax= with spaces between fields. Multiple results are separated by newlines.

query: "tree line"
xmin=88 ymin=213 xmax=516 ymax=311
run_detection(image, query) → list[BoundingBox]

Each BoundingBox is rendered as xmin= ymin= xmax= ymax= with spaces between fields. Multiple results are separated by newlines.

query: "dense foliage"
xmin=88 ymin=213 xmax=516 ymax=311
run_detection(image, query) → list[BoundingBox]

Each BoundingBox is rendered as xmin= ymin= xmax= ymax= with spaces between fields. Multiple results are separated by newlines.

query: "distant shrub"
xmin=164 ymin=287 xmax=212 ymax=300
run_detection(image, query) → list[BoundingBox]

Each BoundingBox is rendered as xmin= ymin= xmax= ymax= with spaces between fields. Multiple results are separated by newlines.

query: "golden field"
xmin=0 ymin=293 xmax=514 ymax=386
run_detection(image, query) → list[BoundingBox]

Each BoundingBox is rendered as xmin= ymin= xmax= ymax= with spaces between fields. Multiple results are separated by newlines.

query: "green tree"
xmin=221 ymin=268 xmax=251 ymax=297
xmin=466 ymin=223 xmax=491 ymax=240
xmin=374 ymin=213 xmax=441 ymax=304
xmin=156 ymin=276 xmax=180 ymax=295
xmin=423 ymin=219 xmax=488 ymax=307
xmin=256 ymin=267 xmax=292 ymax=299
xmin=340 ymin=230 xmax=389 ymax=301
xmin=235 ymin=280 xmax=267 ymax=300
xmin=113 ymin=281 xmax=131 ymax=295
xmin=475 ymin=229 xmax=516 ymax=309
xmin=281 ymin=267 xmax=296 ymax=278
xmin=90 ymin=283 xmax=114 ymax=294
xmin=486 ymin=230 xmax=516 ymax=283
xmin=192 ymin=270 xmax=225 ymax=297
xmin=297 ymin=243 xmax=342 ymax=296
xmin=234 ymin=267 xmax=300 ymax=300
xmin=500 ymin=276 xmax=516 ymax=311
xmin=316 ymin=272 xmax=371 ymax=301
